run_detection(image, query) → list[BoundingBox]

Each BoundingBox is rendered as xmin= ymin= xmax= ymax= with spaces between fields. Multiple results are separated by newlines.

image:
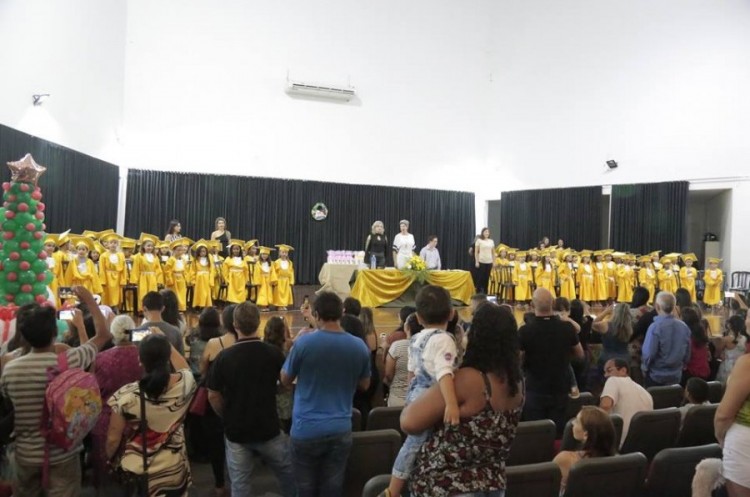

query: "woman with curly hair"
xmin=400 ymin=303 xmax=524 ymax=497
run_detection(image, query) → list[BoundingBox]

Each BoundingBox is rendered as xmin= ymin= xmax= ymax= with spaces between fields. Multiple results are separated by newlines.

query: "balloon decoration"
xmin=0 ymin=154 xmax=51 ymax=306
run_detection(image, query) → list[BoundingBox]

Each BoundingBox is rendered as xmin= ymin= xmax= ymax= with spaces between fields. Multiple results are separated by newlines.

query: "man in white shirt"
xmin=418 ymin=235 xmax=441 ymax=270
xmin=599 ymin=358 xmax=653 ymax=447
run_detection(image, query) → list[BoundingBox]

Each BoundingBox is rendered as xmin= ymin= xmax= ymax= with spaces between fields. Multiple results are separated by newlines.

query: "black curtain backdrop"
xmin=125 ymin=170 xmax=476 ymax=284
xmin=498 ymin=187 xmax=602 ymax=250
xmin=610 ymin=181 xmax=688 ymax=255
xmin=0 ymin=124 xmax=119 ymax=233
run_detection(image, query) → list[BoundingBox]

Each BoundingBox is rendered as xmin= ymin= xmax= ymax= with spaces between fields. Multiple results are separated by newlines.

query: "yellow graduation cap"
xmin=593 ymin=250 xmax=607 ymax=257
xmin=156 ymin=241 xmax=171 ymax=251
xmin=611 ymin=252 xmax=626 ymax=259
xmin=681 ymin=253 xmax=698 ymax=263
xmin=527 ymin=249 xmax=539 ymax=257
xmin=579 ymin=250 xmax=593 ymax=258
xmin=192 ymin=239 xmax=210 ymax=252
xmin=138 ymin=233 xmax=159 ymax=246
xmin=92 ymin=241 xmax=106 ymax=254
xmin=57 ymin=229 xmax=72 ymax=247
xmin=708 ymin=257 xmax=723 ymax=265
xmin=649 ymin=251 xmax=661 ymax=258
xmin=665 ymin=252 xmax=682 ymax=260
xmin=227 ymin=239 xmax=245 ymax=250
xmin=244 ymin=239 xmax=259 ymax=251
xmin=72 ymin=236 xmax=94 ymax=252
xmin=275 ymin=244 xmax=294 ymax=252
xmin=516 ymin=251 xmax=527 ymax=259
xmin=82 ymin=230 xmax=98 ymax=240
xmin=95 ymin=229 xmax=115 ymax=239
xmin=495 ymin=243 xmax=509 ymax=254
xmin=660 ymin=256 xmax=674 ymax=265
xmin=258 ymin=246 xmax=276 ymax=256
xmin=169 ymin=238 xmax=191 ymax=251
xmin=638 ymin=256 xmax=651 ymax=264
xmin=120 ymin=237 xmax=136 ymax=250
xmin=99 ymin=232 xmax=121 ymax=244
xmin=44 ymin=233 xmax=58 ymax=245
xmin=209 ymin=240 xmax=221 ymax=250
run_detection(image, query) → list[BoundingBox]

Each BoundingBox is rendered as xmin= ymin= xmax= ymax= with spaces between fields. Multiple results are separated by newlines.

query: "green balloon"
xmin=3 ymin=260 xmax=19 ymax=273
xmin=32 ymin=283 xmax=47 ymax=295
xmin=14 ymin=293 xmax=34 ymax=306
xmin=3 ymin=240 xmax=19 ymax=254
xmin=18 ymin=272 xmax=35 ymax=285
xmin=15 ymin=231 xmax=33 ymax=242
xmin=2 ymin=220 xmax=18 ymax=232
xmin=31 ymin=260 xmax=47 ymax=273
xmin=20 ymin=250 xmax=37 ymax=263
xmin=14 ymin=213 xmax=33 ymax=225
xmin=14 ymin=192 xmax=31 ymax=203
xmin=5 ymin=282 xmax=20 ymax=295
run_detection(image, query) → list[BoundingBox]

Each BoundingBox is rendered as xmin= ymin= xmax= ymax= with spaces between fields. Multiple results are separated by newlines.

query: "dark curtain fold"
xmin=125 ymin=169 xmax=475 ymax=284
xmin=0 ymin=124 xmax=119 ymax=233
xmin=610 ymin=181 xmax=688 ymax=254
xmin=498 ymin=187 xmax=602 ymax=249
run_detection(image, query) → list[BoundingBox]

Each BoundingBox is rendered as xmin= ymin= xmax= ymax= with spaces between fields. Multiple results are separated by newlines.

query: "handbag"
xmin=189 ymin=385 xmax=209 ymax=416
xmin=109 ymin=389 xmax=149 ymax=497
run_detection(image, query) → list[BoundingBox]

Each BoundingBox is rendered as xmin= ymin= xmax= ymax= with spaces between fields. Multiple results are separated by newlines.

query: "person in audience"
xmin=592 ymin=303 xmax=633 ymax=367
xmin=403 ymin=303 xmax=524 ymax=497
xmin=681 ymin=306 xmax=711 ymax=384
xmin=384 ymin=313 xmax=423 ymax=407
xmin=187 ymin=307 xmax=221 ymax=380
xmin=263 ymin=316 xmax=294 ymax=433
xmin=520 ymin=288 xmax=584 ymax=435
xmin=164 ymin=219 xmax=183 ymax=243
xmin=106 ymin=332 xmax=196 ymax=497
xmin=295 ymin=300 xmax=317 ymax=341
xmin=91 ymin=315 xmax=143 ymax=492
xmin=679 ymin=377 xmax=710 ymax=424
xmin=281 ymin=291 xmax=371 ymax=497
xmin=0 ymin=287 xmax=110 ymax=497
xmin=138 ymin=291 xmax=184 ymax=355
xmin=716 ymin=351 xmax=750 ymax=497
xmin=208 ymin=303 xmax=296 ymax=497
xmin=384 ymin=305 xmax=416 ymax=349
xmin=570 ymin=298 xmax=594 ymax=390
xmin=553 ymin=406 xmax=617 ymax=494
xmin=160 ymin=288 xmax=187 ymax=335
xmin=641 ymin=291 xmax=691 ymax=387
xmin=384 ymin=286 xmax=460 ymax=497
xmin=715 ymin=315 xmax=748 ymax=384
xmin=553 ymin=297 xmax=582 ymax=398
xmin=341 ymin=296 xmax=364 ymax=339
xmin=675 ymin=288 xmax=693 ymax=317
xmin=419 ymin=235 xmax=442 ymax=270
xmin=599 ymin=358 xmax=653 ymax=446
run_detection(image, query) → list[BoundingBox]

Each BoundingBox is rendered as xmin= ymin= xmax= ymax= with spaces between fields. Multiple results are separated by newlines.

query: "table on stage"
xmin=350 ymin=268 xmax=475 ymax=308
xmin=317 ymin=263 xmax=361 ymax=299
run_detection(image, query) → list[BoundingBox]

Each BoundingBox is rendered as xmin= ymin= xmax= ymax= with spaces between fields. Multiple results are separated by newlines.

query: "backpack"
xmin=40 ymin=352 xmax=102 ymax=485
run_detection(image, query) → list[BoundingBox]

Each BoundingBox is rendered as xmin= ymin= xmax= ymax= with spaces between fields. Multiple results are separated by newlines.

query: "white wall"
xmin=706 ymin=190 xmax=733 ymax=271
xmin=0 ymin=0 xmax=127 ymax=164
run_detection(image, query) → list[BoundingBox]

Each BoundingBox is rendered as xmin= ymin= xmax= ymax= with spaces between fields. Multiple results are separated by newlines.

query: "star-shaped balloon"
xmin=7 ymin=154 xmax=46 ymax=186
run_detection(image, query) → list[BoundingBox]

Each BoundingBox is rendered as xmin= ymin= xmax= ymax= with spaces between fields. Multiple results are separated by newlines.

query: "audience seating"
xmin=560 ymin=414 xmax=623 ymax=451
xmin=367 ymin=406 xmax=405 ymax=440
xmin=620 ymin=408 xmax=681 ymax=461
xmin=361 ymin=474 xmax=390 ymax=497
xmin=644 ymin=444 xmax=723 ymax=497
xmin=507 ymin=419 xmax=556 ymax=466
xmin=647 ymin=384 xmax=684 ymax=409
xmin=352 ymin=408 xmax=362 ymax=432
xmin=677 ymin=404 xmax=719 ymax=447
xmin=565 ymin=392 xmax=597 ymax=420
xmin=562 ymin=452 xmax=648 ymax=497
xmin=707 ymin=381 xmax=725 ymax=404
xmin=344 ymin=429 xmax=401 ymax=497
xmin=728 ymin=271 xmax=750 ymax=297
xmin=506 ymin=462 xmax=561 ymax=497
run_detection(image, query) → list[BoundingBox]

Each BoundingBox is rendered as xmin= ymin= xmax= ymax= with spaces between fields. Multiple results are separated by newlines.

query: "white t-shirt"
xmin=601 ymin=376 xmax=654 ymax=447
xmin=393 ymin=233 xmax=416 ymax=268
xmin=387 ymin=339 xmax=410 ymax=407
xmin=407 ymin=329 xmax=458 ymax=382
xmin=475 ymin=238 xmax=495 ymax=264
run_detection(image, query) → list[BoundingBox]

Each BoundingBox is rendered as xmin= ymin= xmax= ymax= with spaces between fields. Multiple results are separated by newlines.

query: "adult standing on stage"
xmin=165 ymin=219 xmax=183 ymax=243
xmin=392 ymin=220 xmax=416 ymax=269
xmin=365 ymin=221 xmax=389 ymax=268
xmin=473 ymin=227 xmax=495 ymax=294
xmin=211 ymin=217 xmax=232 ymax=258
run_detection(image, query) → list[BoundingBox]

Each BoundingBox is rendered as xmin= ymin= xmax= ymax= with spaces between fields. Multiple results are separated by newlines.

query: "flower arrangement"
xmin=401 ymin=255 xmax=429 ymax=284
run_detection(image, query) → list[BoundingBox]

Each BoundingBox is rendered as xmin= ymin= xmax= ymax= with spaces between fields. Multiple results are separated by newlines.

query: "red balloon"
xmin=1 ymin=183 xmax=9 ymax=191
xmin=42 ymin=223 xmax=46 ymax=230
xmin=31 ymin=191 xmax=42 ymax=201
xmin=5 ymin=295 xmax=14 ymax=302
xmin=3 ymin=232 xmax=13 ymax=240
xmin=20 ymin=242 xmax=29 ymax=249
xmin=35 ymin=295 xmax=47 ymax=304
xmin=7 ymin=195 xmax=16 ymax=202
xmin=38 ymin=251 xmax=48 ymax=259
xmin=17 ymin=203 xmax=28 ymax=212
xmin=35 ymin=212 xmax=44 ymax=220
xmin=19 ymin=261 xmax=30 ymax=270
xmin=33 ymin=231 xmax=42 ymax=240
xmin=37 ymin=202 xmax=45 ymax=212
xmin=9 ymin=252 xmax=19 ymax=261
xmin=6 ymin=272 xmax=17 ymax=282
xmin=25 ymin=223 xmax=35 ymax=232
xmin=4 ymin=211 xmax=14 ymax=219
xmin=19 ymin=184 xmax=29 ymax=192
xmin=36 ymin=273 xmax=46 ymax=282
xmin=21 ymin=284 xmax=32 ymax=293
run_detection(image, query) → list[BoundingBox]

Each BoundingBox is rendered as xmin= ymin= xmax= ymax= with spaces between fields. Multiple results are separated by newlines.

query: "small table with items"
xmin=350 ymin=268 xmax=475 ymax=308
xmin=317 ymin=263 xmax=362 ymax=300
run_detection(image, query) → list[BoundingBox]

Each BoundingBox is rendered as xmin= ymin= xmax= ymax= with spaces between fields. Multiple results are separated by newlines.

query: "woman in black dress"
xmin=210 ymin=217 xmax=231 ymax=257
xmin=365 ymin=220 xmax=389 ymax=268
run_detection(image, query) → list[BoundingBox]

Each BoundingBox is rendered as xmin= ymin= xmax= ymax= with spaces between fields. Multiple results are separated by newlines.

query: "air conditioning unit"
xmin=286 ymin=81 xmax=356 ymax=101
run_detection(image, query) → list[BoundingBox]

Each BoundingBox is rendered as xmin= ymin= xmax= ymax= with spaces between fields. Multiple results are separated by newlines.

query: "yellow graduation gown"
xmin=65 ymin=257 xmax=103 ymax=295
xmin=680 ymin=267 xmax=697 ymax=302
xmin=658 ymin=268 xmax=678 ymax=294
xmin=130 ymin=253 xmax=164 ymax=311
xmin=513 ymin=263 xmax=533 ymax=302
xmin=616 ymin=265 xmax=635 ymax=303
xmin=253 ymin=261 xmax=278 ymax=307
xmin=703 ymin=269 xmax=723 ymax=306
xmin=190 ymin=257 xmax=215 ymax=308
xmin=46 ymin=253 xmax=64 ymax=307
xmin=272 ymin=259 xmax=295 ymax=307
xmin=100 ymin=251 xmax=126 ymax=308
xmin=222 ymin=256 xmax=249 ymax=304
xmin=52 ymin=251 xmax=71 ymax=288
xmin=534 ymin=264 xmax=557 ymax=298
xmin=606 ymin=262 xmax=618 ymax=299
xmin=638 ymin=268 xmax=657 ymax=304
xmin=164 ymin=256 xmax=191 ymax=311
xmin=593 ymin=262 xmax=608 ymax=301
xmin=577 ymin=264 xmax=595 ymax=302
xmin=558 ymin=262 xmax=577 ymax=300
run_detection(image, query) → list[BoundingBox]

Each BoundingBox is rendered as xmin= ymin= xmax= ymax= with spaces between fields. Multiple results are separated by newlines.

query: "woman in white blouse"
xmin=392 ymin=220 xmax=416 ymax=269
xmin=474 ymin=227 xmax=495 ymax=293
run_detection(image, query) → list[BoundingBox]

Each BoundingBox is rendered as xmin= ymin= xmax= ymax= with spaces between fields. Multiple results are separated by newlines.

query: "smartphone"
xmin=487 ymin=296 xmax=498 ymax=303
xmin=726 ymin=291 xmax=736 ymax=298
xmin=303 ymin=295 xmax=309 ymax=306
xmin=130 ymin=329 xmax=151 ymax=342
xmin=58 ymin=310 xmax=74 ymax=320
xmin=58 ymin=287 xmax=73 ymax=299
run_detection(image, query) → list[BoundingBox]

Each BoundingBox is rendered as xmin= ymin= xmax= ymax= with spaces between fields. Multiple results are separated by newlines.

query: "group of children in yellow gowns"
xmin=43 ymin=229 xmax=297 ymax=313
xmin=490 ymin=244 xmax=724 ymax=307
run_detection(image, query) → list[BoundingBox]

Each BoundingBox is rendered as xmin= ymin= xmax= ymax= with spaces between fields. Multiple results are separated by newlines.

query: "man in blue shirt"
xmin=281 ymin=291 xmax=371 ymax=497
xmin=641 ymin=291 xmax=691 ymax=387
xmin=418 ymin=235 xmax=442 ymax=270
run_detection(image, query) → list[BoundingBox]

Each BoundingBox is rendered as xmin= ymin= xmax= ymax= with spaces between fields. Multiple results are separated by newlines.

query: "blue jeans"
xmin=392 ymin=428 xmax=431 ymax=479
xmin=225 ymin=433 xmax=297 ymax=497
xmin=291 ymin=432 xmax=352 ymax=497
xmin=522 ymin=391 xmax=569 ymax=437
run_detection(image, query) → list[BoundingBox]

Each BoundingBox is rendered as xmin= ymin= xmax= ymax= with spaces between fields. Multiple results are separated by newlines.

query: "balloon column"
xmin=0 ymin=154 xmax=50 ymax=306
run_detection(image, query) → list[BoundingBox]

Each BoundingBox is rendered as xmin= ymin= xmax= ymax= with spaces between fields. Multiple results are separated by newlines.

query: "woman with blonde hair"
xmin=593 ymin=303 xmax=633 ymax=366
xmin=365 ymin=221 xmax=389 ymax=268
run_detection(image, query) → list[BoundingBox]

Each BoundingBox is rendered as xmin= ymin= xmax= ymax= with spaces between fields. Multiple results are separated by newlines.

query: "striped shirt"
xmin=0 ymin=343 xmax=98 ymax=465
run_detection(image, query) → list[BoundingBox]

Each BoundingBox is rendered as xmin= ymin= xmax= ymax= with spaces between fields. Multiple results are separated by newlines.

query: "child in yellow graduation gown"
xmin=208 ymin=241 xmax=225 ymax=302
xmin=616 ymin=256 xmax=636 ymax=303
xmin=657 ymin=257 xmax=678 ymax=294
xmin=254 ymin=247 xmax=278 ymax=311
xmin=512 ymin=251 xmax=532 ymax=304
xmin=44 ymin=234 xmax=64 ymax=307
xmin=558 ymin=251 xmax=577 ymax=300
xmin=605 ymin=252 xmax=618 ymax=301
xmin=593 ymin=251 xmax=609 ymax=303
xmin=52 ymin=230 xmax=73 ymax=289
xmin=99 ymin=233 xmax=127 ymax=309
xmin=130 ymin=233 xmax=164 ymax=312
xmin=164 ymin=239 xmax=192 ymax=311
xmin=189 ymin=240 xmax=215 ymax=309
xmin=638 ymin=257 xmax=657 ymax=304
xmin=577 ymin=252 xmax=595 ymax=303
xmin=65 ymin=237 xmax=103 ymax=295
xmin=272 ymin=244 xmax=295 ymax=310
xmin=679 ymin=253 xmax=698 ymax=302
xmin=535 ymin=254 xmax=557 ymax=298
xmin=222 ymin=240 xmax=249 ymax=304
xmin=703 ymin=258 xmax=724 ymax=306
